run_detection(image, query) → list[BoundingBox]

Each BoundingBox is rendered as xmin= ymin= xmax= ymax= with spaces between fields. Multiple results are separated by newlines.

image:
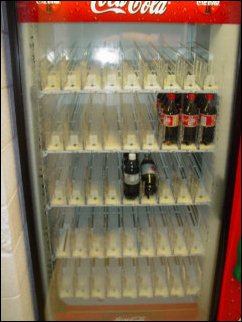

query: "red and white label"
xmin=200 ymin=114 xmax=216 ymax=127
xmin=182 ymin=114 xmax=198 ymax=127
xmin=163 ymin=114 xmax=179 ymax=127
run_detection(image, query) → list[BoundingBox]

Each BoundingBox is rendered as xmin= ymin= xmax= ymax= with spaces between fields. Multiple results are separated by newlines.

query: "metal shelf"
xmin=47 ymin=202 xmax=210 ymax=210
xmin=42 ymin=148 xmax=214 ymax=156
xmin=39 ymin=89 xmax=218 ymax=97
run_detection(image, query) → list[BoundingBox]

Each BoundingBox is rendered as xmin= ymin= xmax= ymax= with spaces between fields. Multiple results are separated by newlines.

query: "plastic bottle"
xmin=200 ymin=94 xmax=217 ymax=145
xmin=163 ymin=93 xmax=179 ymax=145
xmin=123 ymin=153 xmax=140 ymax=199
xmin=182 ymin=93 xmax=198 ymax=145
xmin=141 ymin=154 xmax=157 ymax=199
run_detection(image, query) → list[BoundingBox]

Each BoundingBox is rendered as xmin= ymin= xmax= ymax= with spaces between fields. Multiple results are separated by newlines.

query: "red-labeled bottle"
xmin=182 ymin=93 xmax=198 ymax=145
xmin=200 ymin=94 xmax=217 ymax=145
xmin=163 ymin=93 xmax=179 ymax=145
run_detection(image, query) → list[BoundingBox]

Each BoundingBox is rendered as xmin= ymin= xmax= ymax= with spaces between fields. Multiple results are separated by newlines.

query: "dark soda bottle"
xmin=163 ymin=93 xmax=179 ymax=145
xmin=200 ymin=94 xmax=217 ymax=145
xmin=141 ymin=154 xmax=157 ymax=199
xmin=182 ymin=93 xmax=198 ymax=145
xmin=122 ymin=153 xmax=129 ymax=172
xmin=123 ymin=153 xmax=140 ymax=199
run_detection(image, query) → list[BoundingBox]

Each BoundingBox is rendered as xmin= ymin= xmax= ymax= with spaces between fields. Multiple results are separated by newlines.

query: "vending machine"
xmin=6 ymin=1 xmax=241 ymax=321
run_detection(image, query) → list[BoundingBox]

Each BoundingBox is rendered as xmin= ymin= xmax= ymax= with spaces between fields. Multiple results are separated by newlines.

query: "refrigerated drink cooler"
xmin=7 ymin=2 xmax=241 ymax=321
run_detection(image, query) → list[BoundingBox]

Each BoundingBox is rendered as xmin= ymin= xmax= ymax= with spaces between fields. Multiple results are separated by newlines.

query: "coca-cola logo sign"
xmin=196 ymin=1 xmax=221 ymax=15
xmin=91 ymin=1 xmax=168 ymax=15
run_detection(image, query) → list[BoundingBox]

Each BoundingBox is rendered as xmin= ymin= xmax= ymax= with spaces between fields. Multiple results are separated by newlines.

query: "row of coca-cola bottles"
xmin=157 ymin=93 xmax=217 ymax=146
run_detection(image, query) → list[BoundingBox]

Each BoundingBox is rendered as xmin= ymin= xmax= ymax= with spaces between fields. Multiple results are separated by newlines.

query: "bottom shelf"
xmin=47 ymin=258 xmax=201 ymax=321
xmin=51 ymin=302 xmax=199 ymax=322
xmin=56 ymin=257 xmax=201 ymax=305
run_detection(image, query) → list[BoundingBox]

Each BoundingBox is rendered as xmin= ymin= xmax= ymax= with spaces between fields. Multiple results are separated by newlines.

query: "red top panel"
xmin=17 ymin=1 xmax=241 ymax=24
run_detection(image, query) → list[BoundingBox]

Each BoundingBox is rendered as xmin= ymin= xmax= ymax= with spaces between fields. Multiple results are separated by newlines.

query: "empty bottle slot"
xmin=91 ymin=259 xmax=106 ymax=299
xmin=152 ymin=258 xmax=169 ymax=298
xmin=122 ymin=208 xmax=137 ymax=257
xmin=89 ymin=210 xmax=105 ymax=258
xmin=122 ymin=47 xmax=141 ymax=90
xmin=138 ymin=209 xmax=155 ymax=257
xmin=135 ymin=96 xmax=159 ymax=151
xmin=104 ymin=104 xmax=121 ymax=151
xmin=166 ymin=154 xmax=193 ymax=204
xmin=85 ymin=102 xmax=104 ymax=151
xmin=48 ymin=165 xmax=69 ymax=205
xmin=122 ymin=258 xmax=138 ymax=299
xmin=65 ymin=95 xmax=86 ymax=151
xmin=61 ymin=44 xmax=84 ymax=90
xmin=107 ymin=259 xmax=122 ymax=299
xmin=168 ymin=257 xmax=185 ymax=297
xmin=151 ymin=209 xmax=172 ymax=257
xmin=158 ymin=47 xmax=182 ymax=90
xmin=43 ymin=96 xmax=67 ymax=151
xmin=182 ymin=257 xmax=201 ymax=296
xmin=58 ymin=260 xmax=75 ymax=298
xmin=106 ymin=214 xmax=122 ymax=258
xmin=169 ymin=209 xmax=189 ymax=257
xmin=135 ymin=43 xmax=161 ymax=91
xmin=40 ymin=52 xmax=62 ymax=91
xmin=87 ymin=155 xmax=104 ymax=205
xmin=83 ymin=62 xmax=102 ymax=91
xmin=137 ymin=258 xmax=153 ymax=298
xmin=191 ymin=42 xmax=218 ymax=90
xmin=182 ymin=154 xmax=210 ymax=203
xmin=75 ymin=259 xmax=91 ymax=299
xmin=121 ymin=102 xmax=140 ymax=151
xmin=104 ymin=65 xmax=122 ymax=91
xmin=73 ymin=209 xmax=90 ymax=258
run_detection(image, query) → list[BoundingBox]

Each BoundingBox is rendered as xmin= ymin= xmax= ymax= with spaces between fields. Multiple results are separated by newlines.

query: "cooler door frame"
xmin=6 ymin=1 xmax=241 ymax=321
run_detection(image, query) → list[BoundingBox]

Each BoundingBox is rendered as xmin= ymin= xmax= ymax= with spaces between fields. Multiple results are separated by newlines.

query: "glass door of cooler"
xmin=13 ymin=1 xmax=241 ymax=321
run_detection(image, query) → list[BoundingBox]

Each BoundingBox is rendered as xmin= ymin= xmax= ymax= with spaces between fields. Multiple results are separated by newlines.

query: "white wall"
xmin=1 ymin=2 xmax=36 ymax=321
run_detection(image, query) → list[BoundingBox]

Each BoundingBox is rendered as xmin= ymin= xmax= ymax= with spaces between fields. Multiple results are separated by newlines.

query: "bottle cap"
xmin=188 ymin=94 xmax=196 ymax=101
xmin=129 ymin=153 xmax=136 ymax=161
xmin=206 ymin=94 xmax=214 ymax=101
xmin=168 ymin=93 xmax=176 ymax=100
